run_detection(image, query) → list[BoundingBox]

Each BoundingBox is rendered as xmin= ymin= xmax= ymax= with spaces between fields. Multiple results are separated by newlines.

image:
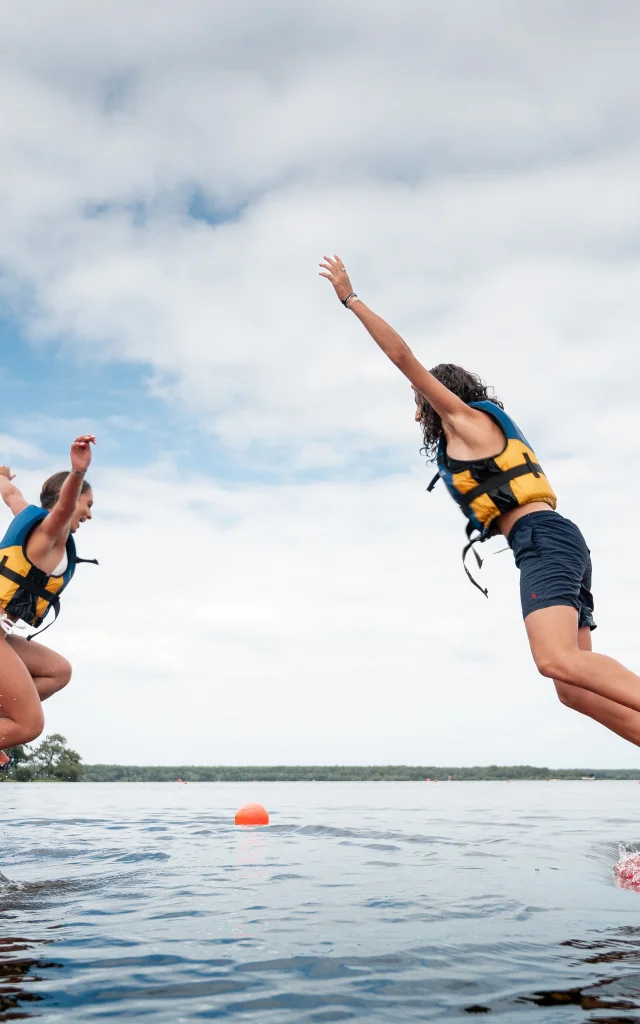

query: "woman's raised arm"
xmin=40 ymin=435 xmax=96 ymax=541
xmin=0 ymin=466 xmax=28 ymax=516
xmin=319 ymin=255 xmax=471 ymax=429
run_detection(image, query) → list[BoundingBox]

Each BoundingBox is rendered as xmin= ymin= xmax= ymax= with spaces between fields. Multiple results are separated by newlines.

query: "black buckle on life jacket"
xmin=0 ymin=553 xmax=98 ymax=640
xmin=462 ymin=522 xmax=489 ymax=598
xmin=0 ymin=557 xmax=61 ymax=611
xmin=0 ymin=556 xmax=61 ymax=639
xmin=459 ymin=456 xmax=543 ymax=507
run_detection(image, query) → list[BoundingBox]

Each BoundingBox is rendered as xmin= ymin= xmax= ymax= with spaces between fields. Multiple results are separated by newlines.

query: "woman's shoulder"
xmin=1 ymin=505 xmax=48 ymax=546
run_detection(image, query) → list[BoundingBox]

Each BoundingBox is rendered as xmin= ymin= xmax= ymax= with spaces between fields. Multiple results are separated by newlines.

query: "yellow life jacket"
xmin=0 ymin=505 xmax=97 ymax=634
xmin=427 ymin=400 xmax=557 ymax=594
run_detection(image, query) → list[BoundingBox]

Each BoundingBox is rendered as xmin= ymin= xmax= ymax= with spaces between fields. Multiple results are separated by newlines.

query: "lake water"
xmin=2 ymin=781 xmax=640 ymax=1022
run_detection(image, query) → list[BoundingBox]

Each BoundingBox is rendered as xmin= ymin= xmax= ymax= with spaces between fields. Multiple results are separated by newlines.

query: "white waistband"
xmin=0 ymin=612 xmax=29 ymax=637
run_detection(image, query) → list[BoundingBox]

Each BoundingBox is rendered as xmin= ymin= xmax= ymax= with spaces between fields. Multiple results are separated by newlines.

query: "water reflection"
xmin=514 ymin=929 xmax=640 ymax=1021
xmin=0 ymin=935 xmax=60 ymax=1022
xmin=2 ymin=927 xmax=640 ymax=1021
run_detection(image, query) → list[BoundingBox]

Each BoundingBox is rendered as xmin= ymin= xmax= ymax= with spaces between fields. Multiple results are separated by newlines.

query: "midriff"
xmin=498 ymin=501 xmax=555 ymax=540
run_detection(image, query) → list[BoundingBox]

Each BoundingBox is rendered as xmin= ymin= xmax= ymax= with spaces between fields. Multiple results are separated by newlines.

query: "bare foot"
xmin=0 ymin=750 xmax=10 ymax=765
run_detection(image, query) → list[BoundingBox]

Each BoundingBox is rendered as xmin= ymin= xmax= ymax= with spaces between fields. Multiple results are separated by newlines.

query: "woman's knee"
xmin=54 ymin=656 xmax=72 ymax=690
xmin=15 ymin=707 xmax=45 ymax=745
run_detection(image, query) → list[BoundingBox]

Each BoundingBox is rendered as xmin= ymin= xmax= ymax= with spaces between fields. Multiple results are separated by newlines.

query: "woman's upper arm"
xmin=6 ymin=491 xmax=28 ymax=516
xmin=39 ymin=504 xmax=72 ymax=539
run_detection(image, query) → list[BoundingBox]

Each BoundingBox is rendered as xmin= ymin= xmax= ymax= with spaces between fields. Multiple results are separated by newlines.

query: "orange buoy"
xmin=235 ymin=802 xmax=269 ymax=826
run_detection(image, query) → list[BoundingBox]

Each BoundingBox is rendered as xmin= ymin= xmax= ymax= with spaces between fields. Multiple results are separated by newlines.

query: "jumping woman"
xmin=320 ymin=255 xmax=640 ymax=748
xmin=0 ymin=435 xmax=96 ymax=764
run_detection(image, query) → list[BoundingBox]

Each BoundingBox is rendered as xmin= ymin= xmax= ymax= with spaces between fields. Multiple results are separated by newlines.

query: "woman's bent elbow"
xmin=534 ymin=653 xmax=577 ymax=683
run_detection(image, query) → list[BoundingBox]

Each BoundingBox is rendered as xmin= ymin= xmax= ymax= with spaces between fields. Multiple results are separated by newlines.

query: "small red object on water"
xmin=235 ymin=802 xmax=269 ymax=826
xmin=614 ymin=851 xmax=640 ymax=890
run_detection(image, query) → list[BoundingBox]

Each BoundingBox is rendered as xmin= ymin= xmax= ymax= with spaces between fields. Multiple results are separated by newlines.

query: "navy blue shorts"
xmin=507 ymin=511 xmax=596 ymax=630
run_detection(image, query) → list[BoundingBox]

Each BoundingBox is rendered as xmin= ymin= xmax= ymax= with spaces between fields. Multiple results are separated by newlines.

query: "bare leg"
xmin=0 ymin=635 xmax=45 ymax=751
xmin=6 ymin=636 xmax=72 ymax=702
xmin=554 ymin=628 xmax=640 ymax=747
xmin=526 ymin=605 xmax=640 ymax=712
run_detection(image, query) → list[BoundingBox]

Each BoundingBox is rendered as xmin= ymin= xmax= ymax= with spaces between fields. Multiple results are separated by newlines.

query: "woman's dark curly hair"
xmin=416 ymin=363 xmax=504 ymax=461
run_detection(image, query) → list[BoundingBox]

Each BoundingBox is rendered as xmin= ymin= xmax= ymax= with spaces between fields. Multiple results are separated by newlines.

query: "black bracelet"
xmin=342 ymin=292 xmax=356 ymax=307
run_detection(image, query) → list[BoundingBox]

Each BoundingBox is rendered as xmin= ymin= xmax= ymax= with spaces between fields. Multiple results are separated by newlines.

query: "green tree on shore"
xmin=31 ymin=734 xmax=84 ymax=780
xmin=1 ymin=734 xmax=84 ymax=782
xmin=5 ymin=743 xmax=35 ymax=781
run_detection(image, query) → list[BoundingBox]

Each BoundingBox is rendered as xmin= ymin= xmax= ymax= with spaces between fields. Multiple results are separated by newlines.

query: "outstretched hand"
xmin=319 ymin=255 xmax=355 ymax=303
xmin=70 ymin=435 xmax=96 ymax=475
xmin=0 ymin=466 xmax=15 ymax=481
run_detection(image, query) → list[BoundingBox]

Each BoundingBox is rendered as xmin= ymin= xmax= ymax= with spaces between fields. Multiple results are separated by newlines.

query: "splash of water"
xmin=613 ymin=845 xmax=640 ymax=890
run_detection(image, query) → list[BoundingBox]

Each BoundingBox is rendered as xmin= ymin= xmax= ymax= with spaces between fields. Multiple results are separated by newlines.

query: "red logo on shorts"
xmin=531 ymin=592 xmax=537 ymax=599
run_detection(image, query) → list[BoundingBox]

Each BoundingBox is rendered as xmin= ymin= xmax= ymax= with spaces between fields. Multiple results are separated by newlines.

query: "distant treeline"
xmin=82 ymin=764 xmax=640 ymax=782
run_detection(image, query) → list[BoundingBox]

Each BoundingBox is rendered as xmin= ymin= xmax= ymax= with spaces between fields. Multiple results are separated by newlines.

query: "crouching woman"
xmin=0 ymin=435 xmax=96 ymax=762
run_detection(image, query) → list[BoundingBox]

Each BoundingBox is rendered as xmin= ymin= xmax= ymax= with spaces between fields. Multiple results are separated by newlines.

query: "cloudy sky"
xmin=1 ymin=0 xmax=639 ymax=767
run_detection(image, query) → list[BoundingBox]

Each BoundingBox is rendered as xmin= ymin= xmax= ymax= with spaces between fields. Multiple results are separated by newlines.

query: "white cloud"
xmin=0 ymin=435 xmax=45 ymax=462
xmin=0 ymin=457 xmax=636 ymax=768
xmin=0 ymin=1 xmax=639 ymax=765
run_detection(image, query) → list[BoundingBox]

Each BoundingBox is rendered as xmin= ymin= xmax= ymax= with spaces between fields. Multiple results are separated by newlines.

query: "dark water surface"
xmin=2 ymin=781 xmax=640 ymax=1022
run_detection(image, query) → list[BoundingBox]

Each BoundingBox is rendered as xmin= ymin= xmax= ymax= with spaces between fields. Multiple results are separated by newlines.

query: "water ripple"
xmin=3 ymin=781 xmax=640 ymax=1021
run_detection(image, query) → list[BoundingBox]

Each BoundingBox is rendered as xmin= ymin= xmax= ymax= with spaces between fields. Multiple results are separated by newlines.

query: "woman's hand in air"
xmin=319 ymin=255 xmax=355 ymax=303
xmin=0 ymin=466 xmax=15 ymax=481
xmin=70 ymin=435 xmax=96 ymax=475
